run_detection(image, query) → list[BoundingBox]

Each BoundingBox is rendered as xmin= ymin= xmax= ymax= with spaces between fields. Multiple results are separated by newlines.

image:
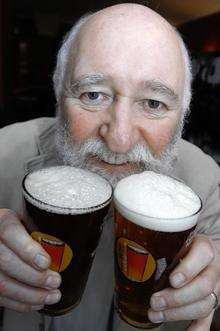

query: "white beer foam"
xmin=24 ymin=166 xmax=112 ymax=214
xmin=114 ymin=171 xmax=201 ymax=232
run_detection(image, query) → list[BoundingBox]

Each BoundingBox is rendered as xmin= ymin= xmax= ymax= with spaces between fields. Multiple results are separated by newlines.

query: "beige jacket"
xmin=0 ymin=117 xmax=220 ymax=331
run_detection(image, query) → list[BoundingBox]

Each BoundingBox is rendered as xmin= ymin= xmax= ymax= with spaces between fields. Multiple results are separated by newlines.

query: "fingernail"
xmin=45 ymin=275 xmax=61 ymax=289
xmin=151 ymin=296 xmax=167 ymax=310
xmin=34 ymin=254 xmax=50 ymax=269
xmin=45 ymin=291 xmax=61 ymax=305
xmin=148 ymin=311 xmax=164 ymax=323
xmin=31 ymin=305 xmax=44 ymax=311
xmin=171 ymin=272 xmax=185 ymax=287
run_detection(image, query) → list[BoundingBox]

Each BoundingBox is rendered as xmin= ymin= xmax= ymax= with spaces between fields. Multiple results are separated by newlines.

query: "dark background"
xmin=0 ymin=0 xmax=220 ymax=165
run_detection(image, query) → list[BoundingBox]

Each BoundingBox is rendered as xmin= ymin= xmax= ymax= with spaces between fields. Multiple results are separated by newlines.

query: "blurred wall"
xmin=179 ymin=11 xmax=220 ymax=52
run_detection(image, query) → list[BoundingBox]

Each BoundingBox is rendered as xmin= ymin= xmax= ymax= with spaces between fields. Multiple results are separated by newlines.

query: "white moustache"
xmin=77 ymin=138 xmax=149 ymax=165
xmin=55 ymin=119 xmax=180 ymax=186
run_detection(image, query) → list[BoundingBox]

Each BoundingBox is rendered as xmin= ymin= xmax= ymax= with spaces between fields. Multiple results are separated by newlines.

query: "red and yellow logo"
xmin=31 ymin=231 xmax=73 ymax=272
xmin=117 ymin=238 xmax=156 ymax=282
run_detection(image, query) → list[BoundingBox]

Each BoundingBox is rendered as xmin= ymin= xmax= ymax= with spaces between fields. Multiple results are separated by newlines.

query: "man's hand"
xmin=148 ymin=235 xmax=220 ymax=330
xmin=0 ymin=209 xmax=61 ymax=312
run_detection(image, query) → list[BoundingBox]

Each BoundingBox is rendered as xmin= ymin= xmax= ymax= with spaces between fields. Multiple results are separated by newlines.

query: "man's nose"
xmin=99 ymin=98 xmax=139 ymax=153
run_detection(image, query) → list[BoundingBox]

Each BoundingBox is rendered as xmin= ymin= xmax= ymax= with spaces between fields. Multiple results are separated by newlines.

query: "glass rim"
xmin=22 ymin=171 xmax=113 ymax=214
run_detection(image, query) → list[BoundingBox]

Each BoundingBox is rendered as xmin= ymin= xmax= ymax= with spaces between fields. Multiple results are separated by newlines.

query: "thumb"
xmin=186 ymin=311 xmax=214 ymax=331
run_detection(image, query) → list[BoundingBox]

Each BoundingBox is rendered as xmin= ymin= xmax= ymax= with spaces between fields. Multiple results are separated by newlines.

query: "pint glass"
xmin=114 ymin=171 xmax=202 ymax=329
xmin=22 ymin=166 xmax=112 ymax=316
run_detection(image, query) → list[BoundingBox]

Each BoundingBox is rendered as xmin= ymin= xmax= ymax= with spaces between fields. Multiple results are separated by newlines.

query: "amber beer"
xmin=22 ymin=166 xmax=112 ymax=316
xmin=114 ymin=171 xmax=202 ymax=329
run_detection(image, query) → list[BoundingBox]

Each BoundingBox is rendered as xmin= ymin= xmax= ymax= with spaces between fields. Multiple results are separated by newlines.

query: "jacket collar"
xmin=24 ymin=118 xmax=61 ymax=173
xmin=37 ymin=119 xmax=57 ymax=155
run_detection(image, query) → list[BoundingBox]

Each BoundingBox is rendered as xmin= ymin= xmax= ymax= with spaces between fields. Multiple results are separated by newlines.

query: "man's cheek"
xmin=154 ymin=133 xmax=173 ymax=153
xmin=67 ymin=110 xmax=98 ymax=142
xmin=152 ymin=117 xmax=180 ymax=152
xmin=145 ymin=125 xmax=176 ymax=155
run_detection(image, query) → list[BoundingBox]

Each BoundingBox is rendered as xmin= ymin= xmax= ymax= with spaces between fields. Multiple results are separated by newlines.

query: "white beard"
xmin=55 ymin=114 xmax=183 ymax=187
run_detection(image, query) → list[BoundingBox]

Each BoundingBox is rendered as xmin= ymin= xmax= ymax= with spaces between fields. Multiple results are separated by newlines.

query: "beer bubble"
xmin=114 ymin=171 xmax=202 ymax=232
xmin=24 ymin=166 xmax=112 ymax=214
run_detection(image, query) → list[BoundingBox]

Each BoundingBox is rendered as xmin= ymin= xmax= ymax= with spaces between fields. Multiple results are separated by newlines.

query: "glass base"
xmin=119 ymin=310 xmax=163 ymax=329
xmin=39 ymin=298 xmax=81 ymax=316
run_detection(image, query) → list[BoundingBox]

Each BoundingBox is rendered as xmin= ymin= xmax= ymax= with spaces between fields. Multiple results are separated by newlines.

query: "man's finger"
xmin=0 ymin=242 xmax=61 ymax=289
xmin=0 ymin=209 xmax=51 ymax=270
xmin=186 ymin=311 xmax=214 ymax=331
xmin=0 ymin=272 xmax=61 ymax=306
xmin=0 ymin=296 xmax=44 ymax=313
xmin=169 ymin=235 xmax=214 ymax=288
xmin=151 ymin=266 xmax=217 ymax=310
xmin=148 ymin=295 xmax=215 ymax=323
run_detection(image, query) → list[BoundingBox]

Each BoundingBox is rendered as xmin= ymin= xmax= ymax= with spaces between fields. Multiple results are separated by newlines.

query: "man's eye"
xmin=147 ymin=99 xmax=162 ymax=109
xmin=80 ymin=92 xmax=102 ymax=101
xmin=140 ymin=99 xmax=167 ymax=118
xmin=79 ymin=92 xmax=111 ymax=106
xmin=85 ymin=92 xmax=100 ymax=100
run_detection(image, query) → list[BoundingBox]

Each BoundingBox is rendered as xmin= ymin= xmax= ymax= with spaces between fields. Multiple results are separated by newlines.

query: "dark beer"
xmin=114 ymin=171 xmax=202 ymax=329
xmin=22 ymin=166 xmax=112 ymax=316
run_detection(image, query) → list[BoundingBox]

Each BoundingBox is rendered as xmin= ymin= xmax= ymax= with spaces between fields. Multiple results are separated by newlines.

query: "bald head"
xmin=53 ymin=3 xmax=191 ymax=115
xmin=80 ymin=3 xmax=177 ymax=40
xmin=79 ymin=3 xmax=175 ymax=33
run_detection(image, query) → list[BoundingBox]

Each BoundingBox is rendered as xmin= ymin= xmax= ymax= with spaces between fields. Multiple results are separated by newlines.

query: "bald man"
xmin=0 ymin=4 xmax=220 ymax=331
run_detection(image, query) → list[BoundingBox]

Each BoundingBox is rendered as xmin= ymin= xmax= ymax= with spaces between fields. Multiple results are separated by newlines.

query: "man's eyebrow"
xmin=143 ymin=80 xmax=179 ymax=102
xmin=70 ymin=76 xmax=179 ymax=102
xmin=71 ymin=74 xmax=110 ymax=90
